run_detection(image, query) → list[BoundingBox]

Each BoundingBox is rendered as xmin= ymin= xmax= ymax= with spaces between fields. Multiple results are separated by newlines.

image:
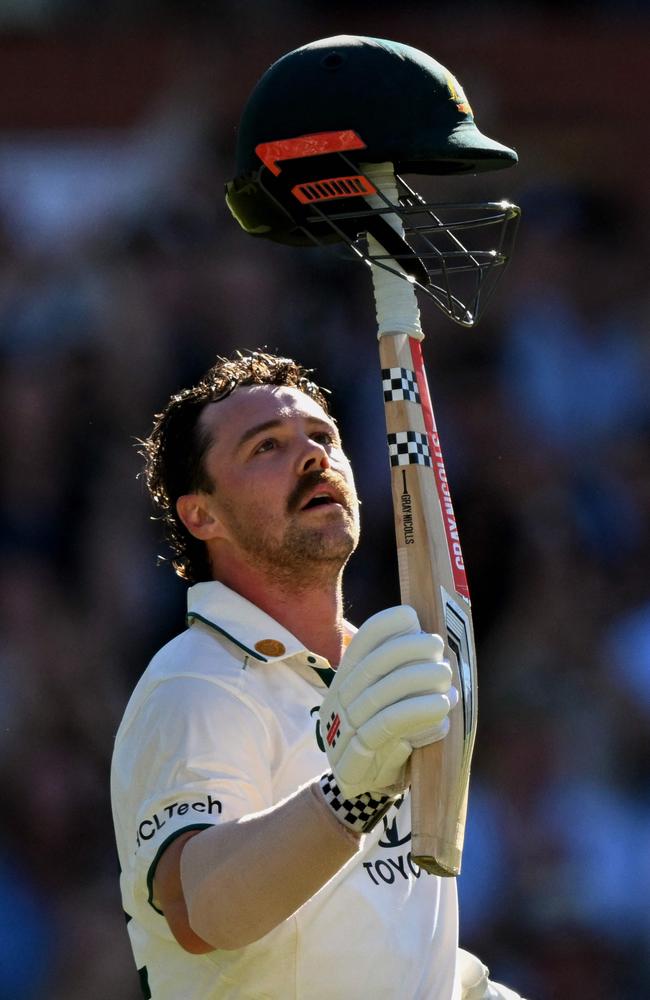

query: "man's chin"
xmin=281 ymin=521 xmax=358 ymax=568
xmin=301 ymin=533 xmax=357 ymax=563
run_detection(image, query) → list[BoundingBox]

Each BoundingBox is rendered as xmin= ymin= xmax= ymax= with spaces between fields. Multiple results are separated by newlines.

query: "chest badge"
xmin=255 ymin=638 xmax=286 ymax=657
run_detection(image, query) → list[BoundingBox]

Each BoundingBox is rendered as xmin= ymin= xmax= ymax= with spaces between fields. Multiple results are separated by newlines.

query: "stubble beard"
xmin=274 ymin=511 xmax=359 ymax=586
xmin=221 ymin=476 xmax=360 ymax=590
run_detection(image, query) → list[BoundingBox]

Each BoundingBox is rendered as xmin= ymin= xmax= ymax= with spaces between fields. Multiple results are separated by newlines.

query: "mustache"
xmin=287 ymin=470 xmax=356 ymax=514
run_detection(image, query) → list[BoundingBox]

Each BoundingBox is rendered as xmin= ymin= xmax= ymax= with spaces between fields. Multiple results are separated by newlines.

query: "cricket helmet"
xmin=226 ymin=35 xmax=520 ymax=326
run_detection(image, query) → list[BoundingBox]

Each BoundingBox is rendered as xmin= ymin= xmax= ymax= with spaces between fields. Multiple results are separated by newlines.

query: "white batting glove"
xmin=319 ymin=605 xmax=457 ymax=799
xmin=458 ymin=949 xmax=526 ymax=1000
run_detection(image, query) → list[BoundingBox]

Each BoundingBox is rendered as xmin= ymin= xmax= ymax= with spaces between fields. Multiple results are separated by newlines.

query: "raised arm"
xmin=154 ymin=606 xmax=455 ymax=952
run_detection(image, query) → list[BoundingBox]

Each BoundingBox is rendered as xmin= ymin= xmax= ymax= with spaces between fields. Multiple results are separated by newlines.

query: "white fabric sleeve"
xmin=119 ymin=676 xmax=274 ymax=913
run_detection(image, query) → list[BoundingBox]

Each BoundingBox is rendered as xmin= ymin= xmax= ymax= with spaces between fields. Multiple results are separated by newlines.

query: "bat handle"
xmin=411 ymin=744 xmax=464 ymax=876
xmin=361 ymin=162 xmax=423 ymax=341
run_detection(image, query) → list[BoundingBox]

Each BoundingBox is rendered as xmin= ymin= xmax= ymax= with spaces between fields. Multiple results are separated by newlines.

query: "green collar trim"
xmin=311 ymin=664 xmax=336 ymax=688
xmin=186 ymin=612 xmax=268 ymax=661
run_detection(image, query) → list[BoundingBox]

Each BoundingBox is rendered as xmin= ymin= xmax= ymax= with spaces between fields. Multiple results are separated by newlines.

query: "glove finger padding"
xmin=320 ymin=606 xmax=455 ymax=798
xmin=458 ymin=949 xmax=489 ymax=1000
xmin=336 ymin=606 xmax=420 ymax=680
xmin=357 ymin=692 xmax=454 ymax=750
xmin=457 ymin=949 xmax=525 ymax=1000
xmin=345 ymin=658 xmax=452 ymax=728
xmin=339 ymin=632 xmax=447 ymax=709
xmin=335 ymin=736 xmax=412 ymax=798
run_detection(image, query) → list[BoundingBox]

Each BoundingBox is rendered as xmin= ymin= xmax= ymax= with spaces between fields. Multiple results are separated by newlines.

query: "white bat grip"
xmin=362 ymin=162 xmax=423 ymax=341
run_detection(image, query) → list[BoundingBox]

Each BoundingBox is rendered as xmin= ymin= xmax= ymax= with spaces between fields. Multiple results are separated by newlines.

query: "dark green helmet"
xmin=226 ymin=35 xmax=520 ymax=326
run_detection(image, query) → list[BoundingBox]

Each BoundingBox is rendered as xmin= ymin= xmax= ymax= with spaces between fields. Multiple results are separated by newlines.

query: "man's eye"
xmin=313 ymin=431 xmax=336 ymax=446
xmin=254 ymin=438 xmax=276 ymax=454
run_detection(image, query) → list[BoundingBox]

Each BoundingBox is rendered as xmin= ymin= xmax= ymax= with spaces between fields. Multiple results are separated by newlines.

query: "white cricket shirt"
xmin=111 ymin=582 xmax=460 ymax=999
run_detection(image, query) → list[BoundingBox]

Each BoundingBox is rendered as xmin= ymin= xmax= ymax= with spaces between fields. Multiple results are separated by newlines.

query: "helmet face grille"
xmin=356 ymin=176 xmax=521 ymax=326
xmin=251 ymin=162 xmax=520 ymax=327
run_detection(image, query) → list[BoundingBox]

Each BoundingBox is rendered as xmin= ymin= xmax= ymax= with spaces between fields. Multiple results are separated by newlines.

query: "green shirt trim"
xmin=311 ymin=664 xmax=336 ymax=688
xmin=186 ymin=612 xmax=268 ymax=661
xmin=146 ymin=823 xmax=214 ymax=915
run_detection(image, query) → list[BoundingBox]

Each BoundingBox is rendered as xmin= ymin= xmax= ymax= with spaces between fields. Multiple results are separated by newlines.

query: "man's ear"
xmin=176 ymin=494 xmax=229 ymax=542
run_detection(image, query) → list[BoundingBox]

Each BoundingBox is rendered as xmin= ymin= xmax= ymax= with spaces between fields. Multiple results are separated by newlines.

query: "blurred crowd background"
xmin=1 ymin=2 xmax=649 ymax=998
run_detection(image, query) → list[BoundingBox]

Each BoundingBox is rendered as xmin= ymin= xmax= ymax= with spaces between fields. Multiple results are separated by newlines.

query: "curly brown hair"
xmin=140 ymin=350 xmax=331 ymax=584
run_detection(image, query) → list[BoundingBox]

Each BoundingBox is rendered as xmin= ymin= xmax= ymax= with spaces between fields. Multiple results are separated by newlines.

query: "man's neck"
xmin=214 ymin=562 xmax=347 ymax=667
xmin=252 ymin=580 xmax=346 ymax=667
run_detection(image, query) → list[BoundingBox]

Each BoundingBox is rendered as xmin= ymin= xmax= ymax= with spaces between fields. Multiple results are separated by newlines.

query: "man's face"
xmin=197 ymin=384 xmax=360 ymax=583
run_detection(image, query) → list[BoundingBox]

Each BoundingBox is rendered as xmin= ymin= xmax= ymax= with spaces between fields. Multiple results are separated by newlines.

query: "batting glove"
xmin=319 ymin=605 xmax=457 ymax=800
xmin=458 ymin=949 xmax=527 ymax=1000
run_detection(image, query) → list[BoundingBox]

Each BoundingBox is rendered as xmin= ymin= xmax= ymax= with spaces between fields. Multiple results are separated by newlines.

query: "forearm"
xmin=179 ymin=778 xmax=361 ymax=950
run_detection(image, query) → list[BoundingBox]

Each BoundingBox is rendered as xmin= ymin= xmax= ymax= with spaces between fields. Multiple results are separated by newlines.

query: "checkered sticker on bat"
xmin=387 ymin=431 xmax=432 ymax=468
xmin=382 ymin=367 xmax=421 ymax=404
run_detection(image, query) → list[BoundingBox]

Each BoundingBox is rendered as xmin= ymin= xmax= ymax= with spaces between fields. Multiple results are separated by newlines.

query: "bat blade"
xmin=380 ymin=332 xmax=477 ymax=876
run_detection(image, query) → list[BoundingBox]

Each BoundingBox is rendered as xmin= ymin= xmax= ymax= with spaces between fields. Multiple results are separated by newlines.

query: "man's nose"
xmin=297 ymin=438 xmax=330 ymax=474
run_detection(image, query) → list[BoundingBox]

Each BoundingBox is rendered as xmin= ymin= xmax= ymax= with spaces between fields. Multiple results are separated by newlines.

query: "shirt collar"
xmin=186 ymin=581 xmax=354 ymax=675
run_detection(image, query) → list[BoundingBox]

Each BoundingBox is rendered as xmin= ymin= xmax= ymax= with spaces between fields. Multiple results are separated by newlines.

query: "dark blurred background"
xmin=1 ymin=2 xmax=649 ymax=998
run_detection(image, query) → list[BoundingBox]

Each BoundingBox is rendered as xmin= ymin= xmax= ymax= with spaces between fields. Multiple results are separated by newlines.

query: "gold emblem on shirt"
xmin=255 ymin=639 xmax=286 ymax=657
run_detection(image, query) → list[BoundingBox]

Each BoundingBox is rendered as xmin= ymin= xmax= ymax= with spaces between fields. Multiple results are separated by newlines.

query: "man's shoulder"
xmin=149 ymin=618 xmax=243 ymax=677
xmin=139 ymin=616 xmax=251 ymax=699
xmin=113 ymin=622 xmax=246 ymax=745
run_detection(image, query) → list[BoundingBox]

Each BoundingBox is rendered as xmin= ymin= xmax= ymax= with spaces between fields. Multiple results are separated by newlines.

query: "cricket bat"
xmin=365 ymin=164 xmax=478 ymax=877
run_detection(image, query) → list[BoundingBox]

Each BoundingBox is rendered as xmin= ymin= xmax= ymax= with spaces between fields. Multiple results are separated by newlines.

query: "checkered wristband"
xmin=319 ymin=772 xmax=394 ymax=834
